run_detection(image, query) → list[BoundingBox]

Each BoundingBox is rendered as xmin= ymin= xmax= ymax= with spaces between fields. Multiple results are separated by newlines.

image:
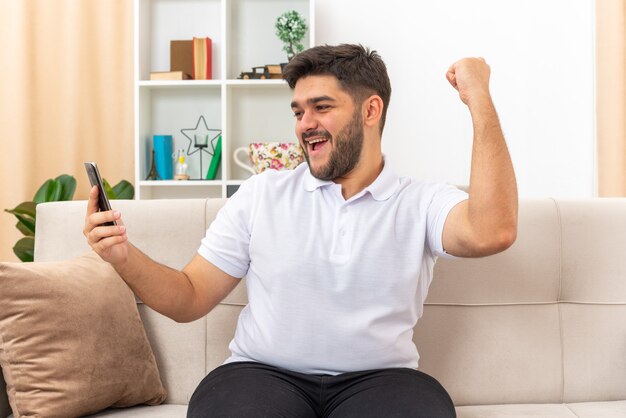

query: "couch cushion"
xmin=456 ymin=401 xmax=626 ymax=418
xmin=205 ymin=304 xmax=243 ymax=372
xmin=456 ymin=403 xmax=577 ymax=417
xmin=566 ymin=400 xmax=626 ymax=417
xmin=557 ymin=200 xmax=626 ymax=403
xmin=561 ymin=304 xmax=626 ymax=403
xmin=87 ymin=404 xmax=188 ymax=417
xmin=34 ymin=200 xmax=210 ymax=270
xmin=415 ymin=304 xmax=563 ymax=406
xmin=428 ymin=199 xmax=561 ymax=305
xmin=137 ymin=305 xmax=206 ymax=405
xmin=0 ymin=252 xmax=166 ymax=418
xmin=559 ymin=200 xmax=626 ymax=303
xmin=7 ymin=404 xmax=188 ymax=418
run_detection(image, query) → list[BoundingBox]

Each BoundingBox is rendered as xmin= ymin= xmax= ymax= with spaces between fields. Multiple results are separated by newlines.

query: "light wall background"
xmin=316 ymin=0 xmax=596 ymax=197
xmin=0 ymin=0 xmax=623 ymax=262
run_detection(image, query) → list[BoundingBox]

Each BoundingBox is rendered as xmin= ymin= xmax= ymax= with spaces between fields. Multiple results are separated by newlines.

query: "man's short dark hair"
xmin=282 ymin=44 xmax=392 ymax=134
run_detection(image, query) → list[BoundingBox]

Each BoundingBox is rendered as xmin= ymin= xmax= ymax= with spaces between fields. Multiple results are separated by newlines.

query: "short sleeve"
xmin=197 ymin=176 xmax=258 ymax=278
xmin=426 ymin=183 xmax=468 ymax=259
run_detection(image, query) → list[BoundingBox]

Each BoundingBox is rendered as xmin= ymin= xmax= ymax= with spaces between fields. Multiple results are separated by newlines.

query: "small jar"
xmin=174 ymin=149 xmax=189 ymax=180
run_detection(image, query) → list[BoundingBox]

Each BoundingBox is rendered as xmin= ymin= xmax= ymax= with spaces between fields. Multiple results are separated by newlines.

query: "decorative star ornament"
xmin=180 ymin=115 xmax=221 ymax=156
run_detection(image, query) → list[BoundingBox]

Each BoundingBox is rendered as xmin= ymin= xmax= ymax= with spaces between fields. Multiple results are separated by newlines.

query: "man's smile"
xmin=302 ymin=131 xmax=331 ymax=154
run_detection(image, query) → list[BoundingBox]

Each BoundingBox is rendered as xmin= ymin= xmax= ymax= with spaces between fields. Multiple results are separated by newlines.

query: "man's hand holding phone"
xmin=84 ymin=185 xmax=128 ymax=265
xmin=83 ymin=162 xmax=129 ymax=266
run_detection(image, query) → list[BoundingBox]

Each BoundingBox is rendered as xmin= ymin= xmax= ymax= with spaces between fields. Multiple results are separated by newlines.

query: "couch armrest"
xmin=0 ymin=369 xmax=10 ymax=418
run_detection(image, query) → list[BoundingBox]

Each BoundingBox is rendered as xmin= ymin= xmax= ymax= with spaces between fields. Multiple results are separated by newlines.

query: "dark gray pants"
xmin=187 ymin=361 xmax=456 ymax=418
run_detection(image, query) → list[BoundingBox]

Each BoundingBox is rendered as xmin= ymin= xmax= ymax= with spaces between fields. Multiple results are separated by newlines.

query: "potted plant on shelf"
xmin=275 ymin=10 xmax=308 ymax=64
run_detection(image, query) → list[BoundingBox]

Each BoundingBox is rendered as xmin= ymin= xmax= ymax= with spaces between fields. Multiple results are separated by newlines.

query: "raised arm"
xmin=442 ymin=58 xmax=518 ymax=257
xmin=83 ymin=186 xmax=239 ymax=322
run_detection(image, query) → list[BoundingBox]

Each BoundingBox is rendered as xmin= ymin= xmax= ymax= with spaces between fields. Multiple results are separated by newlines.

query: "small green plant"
xmin=4 ymin=174 xmax=134 ymax=262
xmin=102 ymin=178 xmax=134 ymax=201
xmin=275 ymin=10 xmax=308 ymax=61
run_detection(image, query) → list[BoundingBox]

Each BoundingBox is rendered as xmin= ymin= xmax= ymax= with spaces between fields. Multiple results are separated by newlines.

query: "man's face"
xmin=291 ymin=75 xmax=365 ymax=181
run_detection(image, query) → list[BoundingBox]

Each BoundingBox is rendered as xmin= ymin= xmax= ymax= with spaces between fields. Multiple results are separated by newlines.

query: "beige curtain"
xmin=0 ymin=0 xmax=133 ymax=261
xmin=597 ymin=0 xmax=626 ymax=196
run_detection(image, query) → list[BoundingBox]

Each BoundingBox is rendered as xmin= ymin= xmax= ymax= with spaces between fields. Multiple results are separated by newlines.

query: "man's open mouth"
xmin=308 ymin=137 xmax=329 ymax=151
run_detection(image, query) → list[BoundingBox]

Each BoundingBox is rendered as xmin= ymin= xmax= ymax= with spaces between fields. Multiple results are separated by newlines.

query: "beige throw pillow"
xmin=0 ymin=252 xmax=166 ymax=418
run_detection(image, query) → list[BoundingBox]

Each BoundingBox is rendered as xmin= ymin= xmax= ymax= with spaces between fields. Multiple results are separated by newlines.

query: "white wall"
xmin=314 ymin=0 xmax=596 ymax=197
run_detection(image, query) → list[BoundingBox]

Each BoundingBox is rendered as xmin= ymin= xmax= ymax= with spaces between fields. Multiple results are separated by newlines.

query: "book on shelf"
xmin=192 ymin=37 xmax=212 ymax=80
xmin=206 ymin=135 xmax=222 ymax=180
xmin=170 ymin=40 xmax=193 ymax=79
xmin=149 ymin=71 xmax=191 ymax=81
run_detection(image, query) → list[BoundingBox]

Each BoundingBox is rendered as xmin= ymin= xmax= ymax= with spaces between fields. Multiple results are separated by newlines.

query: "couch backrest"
xmin=23 ymin=198 xmax=626 ymax=407
xmin=418 ymin=198 xmax=626 ymax=406
xmin=32 ymin=199 xmax=231 ymax=406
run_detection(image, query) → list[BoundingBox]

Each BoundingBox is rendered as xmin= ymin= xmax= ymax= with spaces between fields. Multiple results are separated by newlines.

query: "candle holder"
xmin=180 ymin=115 xmax=222 ymax=179
xmin=194 ymin=134 xmax=210 ymax=178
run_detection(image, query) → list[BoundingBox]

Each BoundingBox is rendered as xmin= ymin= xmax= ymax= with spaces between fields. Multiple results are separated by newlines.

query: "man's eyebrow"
xmin=291 ymin=95 xmax=336 ymax=109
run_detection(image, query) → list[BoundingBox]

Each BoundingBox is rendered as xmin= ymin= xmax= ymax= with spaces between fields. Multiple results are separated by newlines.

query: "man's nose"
xmin=299 ymin=111 xmax=318 ymax=131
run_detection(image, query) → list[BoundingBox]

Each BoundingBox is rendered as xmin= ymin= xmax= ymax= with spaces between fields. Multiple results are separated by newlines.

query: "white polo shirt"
xmin=198 ymin=161 xmax=467 ymax=375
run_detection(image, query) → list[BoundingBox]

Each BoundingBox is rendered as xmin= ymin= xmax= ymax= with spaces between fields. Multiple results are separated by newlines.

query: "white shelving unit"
xmin=134 ymin=0 xmax=315 ymax=199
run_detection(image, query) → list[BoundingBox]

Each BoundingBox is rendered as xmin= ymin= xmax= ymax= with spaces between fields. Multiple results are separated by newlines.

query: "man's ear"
xmin=363 ymin=95 xmax=383 ymax=129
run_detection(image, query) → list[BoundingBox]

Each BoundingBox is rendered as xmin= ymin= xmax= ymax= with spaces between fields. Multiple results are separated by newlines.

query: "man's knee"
xmin=325 ymin=368 xmax=456 ymax=418
xmin=187 ymin=362 xmax=318 ymax=418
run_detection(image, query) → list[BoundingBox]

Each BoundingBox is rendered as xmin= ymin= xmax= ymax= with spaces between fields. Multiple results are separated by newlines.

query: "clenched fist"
xmin=446 ymin=57 xmax=491 ymax=106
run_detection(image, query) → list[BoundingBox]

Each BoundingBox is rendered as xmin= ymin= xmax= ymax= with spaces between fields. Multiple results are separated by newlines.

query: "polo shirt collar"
xmin=364 ymin=157 xmax=400 ymax=201
xmin=303 ymin=164 xmax=334 ymax=192
xmin=302 ymin=156 xmax=400 ymax=201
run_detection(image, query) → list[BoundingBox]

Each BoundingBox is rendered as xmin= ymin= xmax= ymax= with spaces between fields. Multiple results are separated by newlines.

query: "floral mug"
xmin=233 ymin=142 xmax=305 ymax=175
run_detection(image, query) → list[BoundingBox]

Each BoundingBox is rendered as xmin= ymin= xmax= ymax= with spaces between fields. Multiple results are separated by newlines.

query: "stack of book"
xmin=149 ymin=71 xmax=191 ymax=81
xmin=161 ymin=38 xmax=212 ymax=80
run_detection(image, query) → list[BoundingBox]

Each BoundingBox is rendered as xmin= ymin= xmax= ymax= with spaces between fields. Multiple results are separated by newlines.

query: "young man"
xmin=84 ymin=44 xmax=517 ymax=417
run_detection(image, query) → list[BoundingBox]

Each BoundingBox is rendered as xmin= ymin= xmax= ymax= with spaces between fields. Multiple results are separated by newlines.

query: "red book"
xmin=192 ymin=37 xmax=212 ymax=80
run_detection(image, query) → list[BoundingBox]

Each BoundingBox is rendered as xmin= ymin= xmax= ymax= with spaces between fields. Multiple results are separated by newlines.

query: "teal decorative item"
xmin=153 ymin=135 xmax=173 ymax=180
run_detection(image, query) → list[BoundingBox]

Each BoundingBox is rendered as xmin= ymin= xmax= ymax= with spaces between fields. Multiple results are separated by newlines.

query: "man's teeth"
xmin=308 ymin=138 xmax=327 ymax=144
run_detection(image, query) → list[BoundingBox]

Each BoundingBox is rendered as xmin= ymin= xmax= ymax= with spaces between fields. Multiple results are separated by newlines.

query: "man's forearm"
xmin=442 ymin=57 xmax=518 ymax=257
xmin=112 ymin=243 xmax=197 ymax=322
xmin=467 ymin=95 xmax=518 ymax=245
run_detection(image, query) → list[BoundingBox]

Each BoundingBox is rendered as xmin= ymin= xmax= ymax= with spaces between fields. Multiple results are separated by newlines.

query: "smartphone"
xmin=84 ymin=162 xmax=116 ymax=226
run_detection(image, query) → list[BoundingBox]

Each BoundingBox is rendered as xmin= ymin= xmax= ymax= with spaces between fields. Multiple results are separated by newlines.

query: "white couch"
xmin=2 ymin=197 xmax=626 ymax=417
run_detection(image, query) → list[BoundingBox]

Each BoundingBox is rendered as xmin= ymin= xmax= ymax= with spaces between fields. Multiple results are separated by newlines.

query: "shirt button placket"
xmin=337 ymin=205 xmax=349 ymax=254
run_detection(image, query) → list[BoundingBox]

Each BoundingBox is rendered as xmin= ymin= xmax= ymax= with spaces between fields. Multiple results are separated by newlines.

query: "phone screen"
xmin=84 ymin=162 xmax=116 ymax=226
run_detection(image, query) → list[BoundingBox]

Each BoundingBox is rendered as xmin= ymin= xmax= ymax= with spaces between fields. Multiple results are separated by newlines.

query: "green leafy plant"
xmin=275 ymin=10 xmax=308 ymax=61
xmin=102 ymin=178 xmax=134 ymax=200
xmin=4 ymin=174 xmax=134 ymax=262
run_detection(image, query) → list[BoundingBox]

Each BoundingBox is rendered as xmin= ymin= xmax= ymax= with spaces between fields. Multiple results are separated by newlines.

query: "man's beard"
xmin=303 ymin=110 xmax=364 ymax=181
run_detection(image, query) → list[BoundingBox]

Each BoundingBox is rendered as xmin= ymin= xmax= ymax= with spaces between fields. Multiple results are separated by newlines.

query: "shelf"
xmin=226 ymin=79 xmax=287 ymax=87
xmin=138 ymin=80 xmax=222 ymax=88
xmin=136 ymin=0 xmax=223 ymax=81
xmin=139 ymin=180 xmax=223 ymax=187
xmin=134 ymin=0 xmax=314 ymax=199
xmin=137 ymin=79 xmax=288 ymax=89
